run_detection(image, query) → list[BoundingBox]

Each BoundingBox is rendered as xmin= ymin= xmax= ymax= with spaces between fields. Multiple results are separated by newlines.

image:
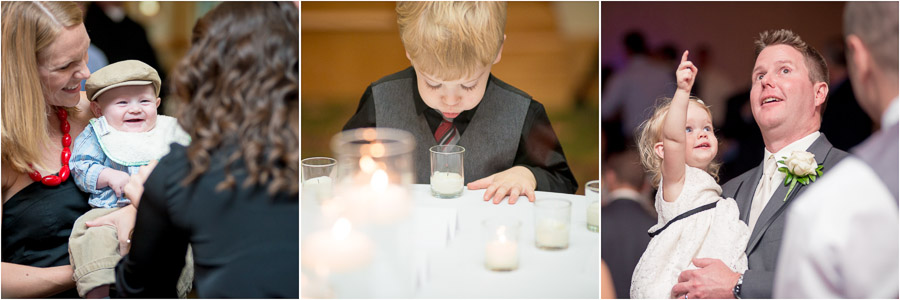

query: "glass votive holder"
xmin=302 ymin=157 xmax=337 ymax=203
xmin=586 ymin=180 xmax=600 ymax=232
xmin=483 ymin=217 xmax=520 ymax=272
xmin=534 ymin=198 xmax=571 ymax=250
xmin=429 ymin=145 xmax=465 ymax=199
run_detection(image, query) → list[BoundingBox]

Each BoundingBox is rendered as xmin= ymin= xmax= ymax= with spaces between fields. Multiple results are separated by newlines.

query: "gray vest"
xmin=372 ymin=77 xmax=530 ymax=184
xmin=852 ymin=122 xmax=899 ymax=202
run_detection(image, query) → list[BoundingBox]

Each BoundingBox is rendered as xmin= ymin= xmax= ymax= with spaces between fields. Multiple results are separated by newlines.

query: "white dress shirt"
xmin=748 ymin=131 xmax=820 ymax=231
xmin=774 ymin=98 xmax=900 ymax=298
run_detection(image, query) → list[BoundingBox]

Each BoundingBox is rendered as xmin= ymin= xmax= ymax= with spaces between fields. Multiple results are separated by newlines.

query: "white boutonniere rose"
xmin=777 ymin=150 xmax=824 ymax=202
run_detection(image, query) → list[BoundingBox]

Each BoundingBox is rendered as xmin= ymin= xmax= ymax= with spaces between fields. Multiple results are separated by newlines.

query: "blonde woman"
xmin=0 ymin=1 xmax=96 ymax=297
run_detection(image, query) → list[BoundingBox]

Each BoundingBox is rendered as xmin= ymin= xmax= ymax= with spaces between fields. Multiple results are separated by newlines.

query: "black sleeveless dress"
xmin=2 ymin=178 xmax=91 ymax=298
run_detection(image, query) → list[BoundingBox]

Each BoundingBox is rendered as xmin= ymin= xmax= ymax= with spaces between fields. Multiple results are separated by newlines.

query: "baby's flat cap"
xmin=86 ymin=60 xmax=161 ymax=101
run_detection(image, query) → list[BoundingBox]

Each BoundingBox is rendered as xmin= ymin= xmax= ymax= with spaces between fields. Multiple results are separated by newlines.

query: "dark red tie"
xmin=434 ymin=116 xmax=459 ymax=145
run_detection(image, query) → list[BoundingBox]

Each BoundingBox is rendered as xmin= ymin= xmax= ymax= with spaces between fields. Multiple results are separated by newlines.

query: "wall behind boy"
xmin=301 ymin=2 xmax=599 ymax=194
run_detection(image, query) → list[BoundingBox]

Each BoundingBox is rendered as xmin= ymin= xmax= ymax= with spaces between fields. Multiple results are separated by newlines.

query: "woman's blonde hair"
xmin=396 ymin=1 xmax=506 ymax=81
xmin=1 ymin=1 xmax=82 ymax=173
xmin=636 ymin=96 xmax=721 ymax=188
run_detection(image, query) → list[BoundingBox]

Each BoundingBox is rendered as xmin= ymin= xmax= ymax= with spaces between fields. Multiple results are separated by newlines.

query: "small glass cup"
xmin=586 ymin=180 xmax=600 ymax=232
xmin=534 ymin=198 xmax=571 ymax=250
xmin=302 ymin=157 xmax=337 ymax=203
xmin=429 ymin=145 xmax=465 ymax=199
xmin=483 ymin=217 xmax=520 ymax=272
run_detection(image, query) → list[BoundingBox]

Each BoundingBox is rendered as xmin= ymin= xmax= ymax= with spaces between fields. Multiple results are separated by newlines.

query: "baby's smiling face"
xmin=91 ymin=84 xmax=160 ymax=132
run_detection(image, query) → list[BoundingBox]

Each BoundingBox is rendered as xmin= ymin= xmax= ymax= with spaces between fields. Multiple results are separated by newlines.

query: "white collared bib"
xmin=90 ymin=115 xmax=191 ymax=166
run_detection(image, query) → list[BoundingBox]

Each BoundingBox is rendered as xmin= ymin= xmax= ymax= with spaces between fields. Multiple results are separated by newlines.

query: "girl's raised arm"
xmin=659 ymin=50 xmax=698 ymax=202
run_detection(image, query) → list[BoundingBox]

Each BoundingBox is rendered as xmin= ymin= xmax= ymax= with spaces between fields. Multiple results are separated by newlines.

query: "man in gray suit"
xmin=670 ymin=29 xmax=849 ymax=299
xmin=774 ymin=2 xmax=899 ymax=297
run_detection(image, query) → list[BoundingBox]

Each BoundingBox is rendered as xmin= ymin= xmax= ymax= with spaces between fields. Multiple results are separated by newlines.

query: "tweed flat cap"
xmin=86 ymin=60 xmax=161 ymax=101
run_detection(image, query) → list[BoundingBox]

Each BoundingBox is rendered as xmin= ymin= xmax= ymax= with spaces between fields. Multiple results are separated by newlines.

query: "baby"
xmin=630 ymin=51 xmax=750 ymax=298
xmin=68 ymin=60 xmax=191 ymax=298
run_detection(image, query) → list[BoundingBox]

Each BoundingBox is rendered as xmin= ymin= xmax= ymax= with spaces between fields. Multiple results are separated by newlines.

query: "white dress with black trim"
xmin=630 ymin=165 xmax=750 ymax=299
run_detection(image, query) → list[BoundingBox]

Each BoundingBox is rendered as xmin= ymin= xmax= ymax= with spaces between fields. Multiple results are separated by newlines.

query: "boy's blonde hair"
xmin=637 ymin=97 xmax=720 ymax=188
xmin=2 ymin=1 xmax=83 ymax=173
xmin=396 ymin=1 xmax=506 ymax=81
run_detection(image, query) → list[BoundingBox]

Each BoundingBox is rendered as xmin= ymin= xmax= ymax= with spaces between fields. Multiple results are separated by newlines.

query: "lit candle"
xmin=485 ymin=226 xmax=518 ymax=271
xmin=301 ymin=218 xmax=374 ymax=273
xmin=535 ymin=218 xmax=569 ymax=250
xmin=587 ymin=201 xmax=599 ymax=232
xmin=343 ymin=169 xmax=411 ymax=224
xmin=430 ymin=171 xmax=464 ymax=196
xmin=303 ymin=176 xmax=333 ymax=202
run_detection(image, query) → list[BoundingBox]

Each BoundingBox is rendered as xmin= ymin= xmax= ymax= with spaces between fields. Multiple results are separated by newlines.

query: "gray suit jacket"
xmin=721 ymin=134 xmax=849 ymax=298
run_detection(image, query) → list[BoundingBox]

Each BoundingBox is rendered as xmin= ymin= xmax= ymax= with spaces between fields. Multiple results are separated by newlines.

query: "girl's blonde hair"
xmin=636 ymin=96 xmax=721 ymax=188
xmin=396 ymin=1 xmax=506 ymax=81
xmin=2 ymin=1 xmax=83 ymax=173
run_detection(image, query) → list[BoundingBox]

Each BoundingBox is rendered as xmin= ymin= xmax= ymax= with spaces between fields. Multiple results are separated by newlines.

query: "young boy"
xmin=343 ymin=1 xmax=577 ymax=204
xmin=68 ymin=60 xmax=192 ymax=298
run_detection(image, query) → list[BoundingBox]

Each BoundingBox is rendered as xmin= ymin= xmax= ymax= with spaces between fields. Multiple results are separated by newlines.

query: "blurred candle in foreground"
xmin=301 ymin=218 xmax=374 ymax=273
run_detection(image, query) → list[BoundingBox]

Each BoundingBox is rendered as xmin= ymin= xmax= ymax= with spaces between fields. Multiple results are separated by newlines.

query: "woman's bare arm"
xmin=1 ymin=263 xmax=75 ymax=298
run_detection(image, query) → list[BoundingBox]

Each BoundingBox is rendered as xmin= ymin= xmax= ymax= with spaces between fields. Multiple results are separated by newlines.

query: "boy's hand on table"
xmin=467 ymin=166 xmax=537 ymax=204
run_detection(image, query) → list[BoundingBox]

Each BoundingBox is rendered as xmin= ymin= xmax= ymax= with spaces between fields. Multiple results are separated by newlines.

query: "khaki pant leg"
xmin=176 ymin=245 xmax=195 ymax=298
xmin=68 ymin=208 xmax=121 ymax=297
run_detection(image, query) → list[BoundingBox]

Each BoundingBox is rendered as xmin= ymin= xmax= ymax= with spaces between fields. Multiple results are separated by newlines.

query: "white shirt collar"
xmin=607 ymin=188 xmax=644 ymax=203
xmin=764 ymin=131 xmax=821 ymax=162
xmin=881 ymin=97 xmax=899 ymax=128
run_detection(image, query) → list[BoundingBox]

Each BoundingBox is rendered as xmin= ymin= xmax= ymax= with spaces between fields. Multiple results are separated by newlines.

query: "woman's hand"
xmin=124 ymin=160 xmax=158 ymax=208
xmin=85 ymin=205 xmax=137 ymax=255
xmin=467 ymin=166 xmax=537 ymax=204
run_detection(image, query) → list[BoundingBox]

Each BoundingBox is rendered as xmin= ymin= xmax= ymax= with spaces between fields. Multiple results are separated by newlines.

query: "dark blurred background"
xmin=301 ymin=2 xmax=600 ymax=194
xmin=601 ymin=2 xmax=873 ymax=185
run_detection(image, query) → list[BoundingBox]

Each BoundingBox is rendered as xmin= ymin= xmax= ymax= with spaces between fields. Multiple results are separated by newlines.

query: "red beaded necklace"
xmin=28 ymin=107 xmax=72 ymax=186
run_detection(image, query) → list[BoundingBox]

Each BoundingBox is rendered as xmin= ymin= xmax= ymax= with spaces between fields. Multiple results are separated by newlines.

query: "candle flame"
xmin=359 ymin=155 xmax=376 ymax=173
xmin=370 ymin=142 xmax=386 ymax=157
xmin=371 ymin=169 xmax=388 ymax=193
xmin=497 ymin=226 xmax=507 ymax=243
xmin=331 ymin=218 xmax=352 ymax=241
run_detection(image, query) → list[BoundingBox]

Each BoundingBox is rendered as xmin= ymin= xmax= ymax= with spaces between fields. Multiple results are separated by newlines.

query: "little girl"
xmin=630 ymin=51 xmax=750 ymax=298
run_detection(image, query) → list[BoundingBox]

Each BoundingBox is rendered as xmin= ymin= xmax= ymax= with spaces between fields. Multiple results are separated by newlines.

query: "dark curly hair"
xmin=170 ymin=1 xmax=299 ymax=196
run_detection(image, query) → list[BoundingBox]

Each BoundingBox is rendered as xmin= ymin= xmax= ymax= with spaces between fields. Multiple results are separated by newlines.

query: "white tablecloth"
xmin=409 ymin=184 xmax=600 ymax=298
xmin=303 ymin=184 xmax=599 ymax=298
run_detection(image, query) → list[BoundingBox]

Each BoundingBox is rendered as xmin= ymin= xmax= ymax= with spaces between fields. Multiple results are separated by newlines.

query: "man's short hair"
xmin=396 ymin=1 xmax=506 ymax=81
xmin=754 ymin=29 xmax=829 ymax=86
xmin=604 ymin=150 xmax=646 ymax=190
xmin=844 ymin=2 xmax=899 ymax=73
xmin=754 ymin=29 xmax=830 ymax=114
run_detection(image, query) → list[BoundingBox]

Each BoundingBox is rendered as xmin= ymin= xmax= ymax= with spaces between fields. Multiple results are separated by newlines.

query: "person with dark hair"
xmin=112 ymin=2 xmax=299 ymax=297
xmin=602 ymin=30 xmax=674 ymax=145
xmin=818 ymin=36 xmax=874 ymax=151
xmin=600 ymin=150 xmax=655 ymax=299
